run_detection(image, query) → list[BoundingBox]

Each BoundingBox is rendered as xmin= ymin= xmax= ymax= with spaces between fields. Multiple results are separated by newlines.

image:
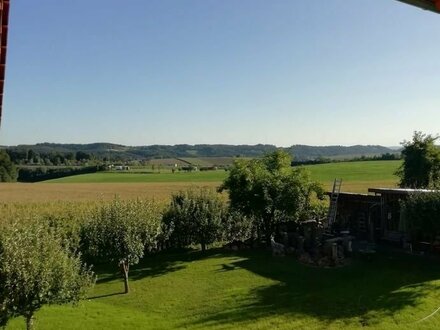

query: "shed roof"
xmin=368 ymin=188 xmax=438 ymax=195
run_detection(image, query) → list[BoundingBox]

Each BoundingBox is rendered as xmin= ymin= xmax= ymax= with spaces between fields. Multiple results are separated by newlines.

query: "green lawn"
xmin=6 ymin=249 xmax=440 ymax=329
xmin=46 ymin=160 xmax=401 ymax=193
xmin=305 ymin=160 xmax=401 ymax=183
xmin=304 ymin=160 xmax=401 ymax=192
xmin=46 ymin=170 xmax=229 ymax=183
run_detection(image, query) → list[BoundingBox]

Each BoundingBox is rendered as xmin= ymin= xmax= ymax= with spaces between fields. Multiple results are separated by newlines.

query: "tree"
xmin=75 ymin=151 xmax=91 ymax=162
xmin=163 ymin=189 xmax=225 ymax=251
xmin=219 ymin=150 xmax=323 ymax=243
xmin=222 ymin=210 xmax=256 ymax=244
xmin=0 ymin=150 xmax=17 ymax=182
xmin=0 ymin=222 xmax=94 ymax=330
xmin=82 ymin=199 xmax=162 ymax=294
xmin=396 ymin=132 xmax=440 ymax=189
xmin=400 ymin=192 xmax=440 ymax=244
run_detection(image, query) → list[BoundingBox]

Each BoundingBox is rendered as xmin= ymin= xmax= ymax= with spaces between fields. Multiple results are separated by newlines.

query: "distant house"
xmin=109 ymin=165 xmax=130 ymax=171
xmin=331 ymin=188 xmax=437 ymax=243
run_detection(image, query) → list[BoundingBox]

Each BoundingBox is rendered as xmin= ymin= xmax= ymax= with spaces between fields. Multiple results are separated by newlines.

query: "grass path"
xmin=6 ymin=249 xmax=440 ymax=329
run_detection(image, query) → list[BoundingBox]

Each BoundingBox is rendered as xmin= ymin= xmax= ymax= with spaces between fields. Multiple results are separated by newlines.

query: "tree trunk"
xmin=120 ymin=261 xmax=130 ymax=294
xmin=25 ymin=312 xmax=34 ymax=330
xmin=201 ymin=242 xmax=206 ymax=252
xmin=263 ymin=215 xmax=273 ymax=247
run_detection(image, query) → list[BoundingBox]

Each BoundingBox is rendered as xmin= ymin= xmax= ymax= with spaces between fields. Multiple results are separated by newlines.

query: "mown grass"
xmin=306 ymin=160 xmax=401 ymax=192
xmin=306 ymin=160 xmax=401 ymax=183
xmin=5 ymin=248 xmax=440 ymax=330
xmin=46 ymin=170 xmax=229 ymax=183
xmin=47 ymin=160 xmax=401 ymax=186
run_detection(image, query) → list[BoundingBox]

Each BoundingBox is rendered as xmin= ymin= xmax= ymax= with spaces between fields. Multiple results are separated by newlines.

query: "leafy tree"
xmin=0 ymin=150 xmax=17 ymax=182
xmin=396 ymin=132 xmax=440 ymax=189
xmin=0 ymin=222 xmax=94 ymax=330
xmin=75 ymin=151 xmax=91 ymax=162
xmin=401 ymin=192 xmax=440 ymax=242
xmin=219 ymin=150 xmax=323 ymax=243
xmin=222 ymin=210 xmax=256 ymax=243
xmin=82 ymin=199 xmax=162 ymax=294
xmin=163 ymin=189 xmax=225 ymax=251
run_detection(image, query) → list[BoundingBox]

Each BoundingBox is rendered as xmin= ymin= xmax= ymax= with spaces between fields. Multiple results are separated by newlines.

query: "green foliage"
xmin=163 ymin=189 xmax=226 ymax=251
xmin=396 ymin=131 xmax=440 ymax=189
xmin=221 ymin=211 xmax=256 ymax=243
xmin=0 ymin=150 xmax=17 ymax=182
xmin=17 ymin=166 xmax=100 ymax=182
xmin=401 ymin=192 xmax=440 ymax=241
xmin=219 ymin=150 xmax=324 ymax=241
xmin=0 ymin=221 xmax=94 ymax=330
xmin=82 ymin=199 xmax=162 ymax=293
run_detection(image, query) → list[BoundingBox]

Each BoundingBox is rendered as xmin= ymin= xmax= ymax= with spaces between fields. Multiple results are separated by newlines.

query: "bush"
xmin=401 ymin=192 xmax=440 ymax=242
xmin=163 ymin=189 xmax=226 ymax=251
xmin=221 ymin=210 xmax=256 ymax=243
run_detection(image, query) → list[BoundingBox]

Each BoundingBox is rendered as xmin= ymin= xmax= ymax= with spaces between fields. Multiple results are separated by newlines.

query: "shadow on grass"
xmin=93 ymin=248 xmax=227 ymax=285
xmin=186 ymin=249 xmax=440 ymax=328
xmin=87 ymin=292 xmax=125 ymax=300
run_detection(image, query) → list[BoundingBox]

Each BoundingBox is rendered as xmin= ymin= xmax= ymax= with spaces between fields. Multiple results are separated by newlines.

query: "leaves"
xmin=396 ymin=131 xmax=440 ymax=189
xmin=220 ymin=150 xmax=323 ymax=238
xmin=163 ymin=189 xmax=225 ymax=250
xmin=0 ymin=221 xmax=95 ymax=328
xmin=82 ymin=199 xmax=162 ymax=266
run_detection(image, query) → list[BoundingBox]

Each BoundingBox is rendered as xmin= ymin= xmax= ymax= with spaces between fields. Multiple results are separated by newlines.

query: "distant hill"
xmin=5 ymin=143 xmax=398 ymax=162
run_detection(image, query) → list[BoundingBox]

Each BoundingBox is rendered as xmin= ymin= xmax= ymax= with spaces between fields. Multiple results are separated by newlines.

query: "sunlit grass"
xmin=5 ymin=249 xmax=440 ymax=330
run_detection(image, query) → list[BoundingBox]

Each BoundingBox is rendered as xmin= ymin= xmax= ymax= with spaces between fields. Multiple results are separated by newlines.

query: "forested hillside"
xmin=2 ymin=143 xmax=398 ymax=163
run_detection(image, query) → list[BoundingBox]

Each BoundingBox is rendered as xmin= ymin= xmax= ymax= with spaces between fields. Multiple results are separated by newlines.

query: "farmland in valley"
xmin=0 ymin=160 xmax=401 ymax=203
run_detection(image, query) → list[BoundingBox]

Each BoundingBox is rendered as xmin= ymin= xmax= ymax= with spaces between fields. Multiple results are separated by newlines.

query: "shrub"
xmin=163 ymin=189 xmax=226 ymax=251
xmin=222 ymin=210 xmax=256 ymax=243
xmin=401 ymin=192 xmax=440 ymax=242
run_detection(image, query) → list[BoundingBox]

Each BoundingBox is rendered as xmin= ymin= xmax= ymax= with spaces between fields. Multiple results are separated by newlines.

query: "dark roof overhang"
xmin=397 ymin=0 xmax=440 ymax=13
xmin=0 ymin=0 xmax=10 ymax=126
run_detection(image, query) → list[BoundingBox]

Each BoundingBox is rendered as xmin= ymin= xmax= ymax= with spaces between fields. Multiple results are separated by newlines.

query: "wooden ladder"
xmin=327 ymin=178 xmax=342 ymax=228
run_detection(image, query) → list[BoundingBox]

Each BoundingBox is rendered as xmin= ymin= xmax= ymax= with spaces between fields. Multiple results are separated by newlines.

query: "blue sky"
xmin=1 ymin=0 xmax=439 ymax=146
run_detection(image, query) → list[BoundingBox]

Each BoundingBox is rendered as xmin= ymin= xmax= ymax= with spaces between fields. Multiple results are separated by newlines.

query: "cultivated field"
xmin=0 ymin=161 xmax=401 ymax=203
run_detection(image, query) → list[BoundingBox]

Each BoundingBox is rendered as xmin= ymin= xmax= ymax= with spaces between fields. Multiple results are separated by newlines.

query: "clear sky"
xmin=1 ymin=0 xmax=439 ymax=147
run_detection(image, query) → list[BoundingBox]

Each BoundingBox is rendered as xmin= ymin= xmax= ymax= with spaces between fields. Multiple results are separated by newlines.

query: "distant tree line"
xmin=17 ymin=165 xmax=104 ymax=182
xmin=291 ymin=153 xmax=401 ymax=166
xmin=6 ymin=149 xmax=93 ymax=166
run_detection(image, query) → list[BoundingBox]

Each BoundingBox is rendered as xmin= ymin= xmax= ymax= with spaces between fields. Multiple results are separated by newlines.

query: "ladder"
xmin=327 ymin=179 xmax=342 ymax=228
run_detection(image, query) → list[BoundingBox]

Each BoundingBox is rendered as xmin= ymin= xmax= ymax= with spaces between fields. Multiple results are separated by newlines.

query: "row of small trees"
xmin=0 ymin=200 xmax=163 ymax=329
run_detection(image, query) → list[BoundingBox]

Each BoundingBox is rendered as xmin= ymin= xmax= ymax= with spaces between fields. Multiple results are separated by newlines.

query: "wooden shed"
xmin=332 ymin=188 xmax=437 ymax=244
